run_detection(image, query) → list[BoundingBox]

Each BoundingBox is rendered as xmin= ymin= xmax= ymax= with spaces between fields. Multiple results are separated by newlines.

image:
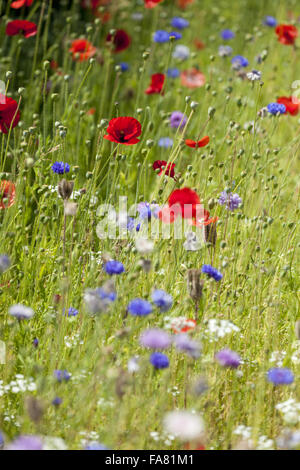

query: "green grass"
xmin=0 ymin=0 xmax=299 ymax=450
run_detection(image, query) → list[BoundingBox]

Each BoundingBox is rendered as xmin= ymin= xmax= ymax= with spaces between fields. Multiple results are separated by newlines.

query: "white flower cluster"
xmin=0 ymin=374 xmax=36 ymax=395
xmin=203 ymin=319 xmax=240 ymax=342
xmin=64 ymin=333 xmax=84 ymax=349
xmin=149 ymin=431 xmax=175 ymax=447
xmin=270 ymin=342 xmax=300 ymax=367
xmin=233 ymin=425 xmax=274 ymax=450
xmin=276 ymin=398 xmax=300 ymax=425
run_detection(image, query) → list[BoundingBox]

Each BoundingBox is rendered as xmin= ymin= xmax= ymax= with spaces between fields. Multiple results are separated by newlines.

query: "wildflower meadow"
xmin=0 ymin=0 xmax=300 ymax=453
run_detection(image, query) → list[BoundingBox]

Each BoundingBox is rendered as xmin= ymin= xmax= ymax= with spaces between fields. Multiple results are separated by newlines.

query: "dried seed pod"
xmin=25 ymin=396 xmax=44 ymax=424
xmin=187 ymin=269 xmax=203 ymax=302
xmin=295 ymin=320 xmax=300 ymax=340
xmin=204 ymin=221 xmax=217 ymax=247
xmin=58 ymin=179 xmax=74 ymax=200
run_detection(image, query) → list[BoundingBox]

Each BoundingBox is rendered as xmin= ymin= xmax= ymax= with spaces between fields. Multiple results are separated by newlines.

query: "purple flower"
xmin=174 ymin=333 xmax=201 ymax=359
xmin=54 ymin=370 xmax=71 ymax=382
xmin=66 ymin=307 xmax=78 ymax=317
xmin=85 ymin=441 xmax=109 ymax=450
xmin=140 ymin=329 xmax=171 ymax=349
xmin=33 ymin=338 xmax=39 ymax=348
xmin=218 ymin=191 xmax=242 ymax=211
xmin=0 ymin=254 xmax=10 ymax=273
xmin=127 ymin=298 xmax=153 ymax=316
xmin=150 ymin=352 xmax=170 ymax=369
xmin=215 ymin=348 xmax=241 ymax=368
xmin=52 ymin=397 xmax=63 ymax=406
xmin=267 ymin=368 xmax=294 ymax=385
xmin=151 ymin=289 xmax=173 ymax=312
xmin=170 ymin=111 xmax=187 ymax=129
xmin=51 ymin=161 xmax=70 ymax=174
xmin=0 ymin=431 xmax=4 ymax=449
xmin=202 ymin=264 xmax=223 ymax=281
xmin=167 ymin=68 xmax=180 ymax=79
xmin=221 ymin=29 xmax=235 ymax=40
xmin=6 ymin=435 xmax=43 ymax=450
xmin=104 ymin=260 xmax=125 ymax=275
xmin=158 ymin=136 xmax=174 ymax=147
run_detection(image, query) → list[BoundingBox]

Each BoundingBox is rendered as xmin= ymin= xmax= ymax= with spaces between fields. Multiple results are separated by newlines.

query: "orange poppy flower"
xmin=181 ymin=68 xmax=205 ymax=88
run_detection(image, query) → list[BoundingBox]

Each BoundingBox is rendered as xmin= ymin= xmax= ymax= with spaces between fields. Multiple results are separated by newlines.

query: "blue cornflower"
xmin=150 ymin=352 xmax=170 ymax=369
xmin=169 ymin=31 xmax=182 ymax=41
xmin=153 ymin=30 xmax=170 ymax=43
xmin=67 ymin=307 xmax=78 ymax=317
xmin=263 ymin=16 xmax=277 ymax=27
xmin=51 ymin=161 xmax=70 ymax=175
xmin=33 ymin=338 xmax=39 ymax=348
xmin=151 ymin=289 xmax=173 ymax=312
xmin=267 ymin=103 xmax=286 ymax=115
xmin=221 ymin=29 xmax=235 ymax=40
xmin=96 ymin=287 xmax=117 ymax=302
xmin=104 ymin=260 xmax=125 ymax=275
xmin=167 ymin=68 xmax=180 ymax=78
xmin=267 ymin=368 xmax=294 ymax=385
xmin=171 ymin=17 xmax=189 ymax=30
xmin=118 ymin=62 xmax=129 ymax=72
xmin=85 ymin=442 xmax=109 ymax=450
xmin=0 ymin=254 xmax=10 ymax=273
xmin=158 ymin=137 xmax=173 ymax=147
xmin=127 ymin=298 xmax=153 ymax=316
xmin=52 ymin=397 xmax=63 ymax=406
xmin=231 ymin=55 xmax=249 ymax=68
xmin=202 ymin=264 xmax=223 ymax=281
xmin=54 ymin=370 xmax=71 ymax=382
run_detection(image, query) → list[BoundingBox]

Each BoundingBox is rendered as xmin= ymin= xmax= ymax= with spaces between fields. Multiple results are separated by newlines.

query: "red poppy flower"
xmin=277 ymin=96 xmax=300 ymax=115
xmin=106 ymin=29 xmax=131 ymax=53
xmin=145 ymin=73 xmax=165 ymax=95
xmin=178 ymin=0 xmax=194 ymax=8
xmin=6 ymin=20 xmax=37 ymax=38
xmin=11 ymin=0 xmax=33 ymax=8
xmin=0 ymin=96 xmax=20 ymax=134
xmin=194 ymin=39 xmax=205 ymax=50
xmin=275 ymin=24 xmax=298 ymax=45
xmin=181 ymin=68 xmax=206 ymax=88
xmin=0 ymin=181 xmax=16 ymax=209
xmin=144 ymin=0 xmax=163 ymax=8
xmin=69 ymin=39 xmax=96 ymax=62
xmin=185 ymin=136 xmax=210 ymax=148
xmin=168 ymin=188 xmax=201 ymax=219
xmin=171 ymin=318 xmax=196 ymax=334
xmin=104 ymin=117 xmax=142 ymax=145
xmin=87 ymin=107 xmax=96 ymax=115
xmin=153 ymin=160 xmax=175 ymax=178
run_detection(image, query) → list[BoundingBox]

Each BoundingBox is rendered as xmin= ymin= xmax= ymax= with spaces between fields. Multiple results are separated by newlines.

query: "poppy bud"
xmin=58 ymin=179 xmax=74 ymax=200
xmin=6 ymin=71 xmax=12 ymax=79
xmin=208 ymin=107 xmax=216 ymax=118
